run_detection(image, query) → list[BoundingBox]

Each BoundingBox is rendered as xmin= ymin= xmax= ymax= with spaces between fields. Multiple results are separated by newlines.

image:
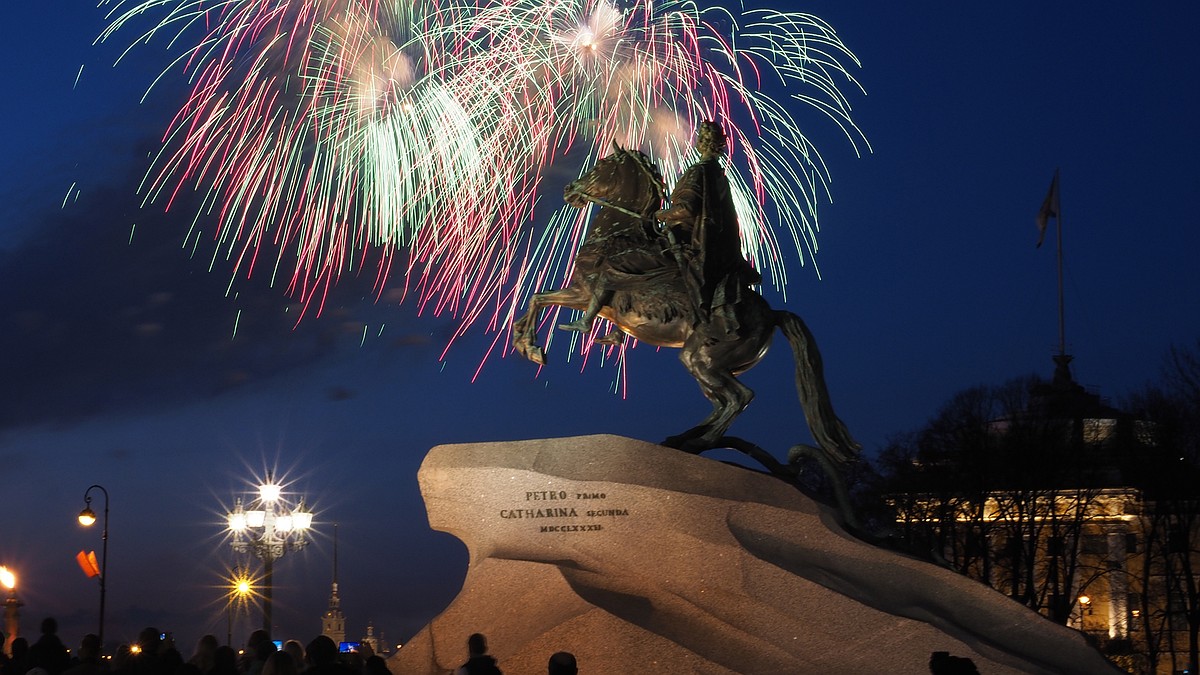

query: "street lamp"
xmin=78 ymin=485 xmax=109 ymax=649
xmin=226 ymin=478 xmax=312 ymax=633
xmin=226 ymin=567 xmax=253 ymax=646
xmin=1 ymin=566 xmax=21 ymax=657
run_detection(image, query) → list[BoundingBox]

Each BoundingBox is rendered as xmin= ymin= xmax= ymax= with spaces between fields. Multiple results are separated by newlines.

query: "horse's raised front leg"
xmin=513 ymin=301 xmax=548 ymax=366
xmin=512 ymin=286 xmax=592 ymax=366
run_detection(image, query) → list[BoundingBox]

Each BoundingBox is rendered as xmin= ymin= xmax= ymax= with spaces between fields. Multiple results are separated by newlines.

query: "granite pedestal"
xmin=389 ymin=435 xmax=1119 ymax=674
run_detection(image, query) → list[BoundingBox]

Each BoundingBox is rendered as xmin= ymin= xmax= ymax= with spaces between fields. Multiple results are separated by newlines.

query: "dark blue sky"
xmin=2 ymin=0 xmax=1199 ymax=654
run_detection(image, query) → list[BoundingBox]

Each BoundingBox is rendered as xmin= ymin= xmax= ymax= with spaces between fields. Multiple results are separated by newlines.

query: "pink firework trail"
xmin=96 ymin=0 xmax=867 ymax=364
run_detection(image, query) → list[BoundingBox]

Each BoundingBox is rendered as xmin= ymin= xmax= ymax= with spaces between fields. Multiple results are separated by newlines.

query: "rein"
xmin=569 ymin=149 xmax=666 ymax=222
xmin=569 ymin=189 xmax=648 ymax=221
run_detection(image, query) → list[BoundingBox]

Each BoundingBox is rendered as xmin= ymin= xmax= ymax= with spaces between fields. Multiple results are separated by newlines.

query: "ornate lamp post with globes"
xmin=226 ymin=478 xmax=312 ymax=633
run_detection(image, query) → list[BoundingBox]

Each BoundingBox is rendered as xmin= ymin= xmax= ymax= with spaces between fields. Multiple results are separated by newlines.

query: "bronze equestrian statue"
xmin=512 ymin=124 xmax=859 ymax=490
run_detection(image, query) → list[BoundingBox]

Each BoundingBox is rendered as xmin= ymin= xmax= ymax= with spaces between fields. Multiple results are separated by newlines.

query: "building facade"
xmin=882 ymin=365 xmax=1200 ymax=674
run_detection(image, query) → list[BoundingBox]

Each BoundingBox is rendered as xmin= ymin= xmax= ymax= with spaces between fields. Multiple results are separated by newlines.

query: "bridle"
xmin=566 ymin=147 xmax=666 ymax=222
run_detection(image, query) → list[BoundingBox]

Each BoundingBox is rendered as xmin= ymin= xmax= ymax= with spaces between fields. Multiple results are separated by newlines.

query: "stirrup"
xmin=558 ymin=319 xmax=592 ymax=333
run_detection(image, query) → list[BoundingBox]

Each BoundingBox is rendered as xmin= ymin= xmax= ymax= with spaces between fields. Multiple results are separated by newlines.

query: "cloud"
xmin=0 ymin=166 xmax=416 ymax=434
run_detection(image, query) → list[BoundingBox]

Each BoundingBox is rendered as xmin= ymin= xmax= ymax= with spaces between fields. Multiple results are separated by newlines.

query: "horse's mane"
xmin=611 ymin=144 xmax=667 ymax=205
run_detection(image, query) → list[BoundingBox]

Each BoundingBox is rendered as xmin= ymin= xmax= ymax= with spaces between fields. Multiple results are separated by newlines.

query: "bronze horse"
xmin=512 ymin=145 xmax=859 ymax=470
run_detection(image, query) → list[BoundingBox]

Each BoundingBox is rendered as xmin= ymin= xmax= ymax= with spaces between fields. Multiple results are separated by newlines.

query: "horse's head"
xmin=564 ymin=142 xmax=666 ymax=218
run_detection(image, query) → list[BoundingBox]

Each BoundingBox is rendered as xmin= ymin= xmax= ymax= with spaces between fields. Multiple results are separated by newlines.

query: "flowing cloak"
xmin=659 ymin=157 xmax=760 ymax=312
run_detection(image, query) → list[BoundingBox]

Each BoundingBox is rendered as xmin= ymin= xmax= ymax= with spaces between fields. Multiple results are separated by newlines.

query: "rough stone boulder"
xmin=389 ymin=435 xmax=1119 ymax=674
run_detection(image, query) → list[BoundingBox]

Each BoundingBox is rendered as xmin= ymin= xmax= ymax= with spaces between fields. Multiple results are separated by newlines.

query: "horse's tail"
xmin=774 ymin=310 xmax=861 ymax=464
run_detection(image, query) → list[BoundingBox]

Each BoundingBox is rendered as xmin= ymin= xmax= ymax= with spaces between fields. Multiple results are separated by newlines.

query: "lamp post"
xmin=1 ymin=566 xmax=21 ymax=657
xmin=226 ymin=479 xmax=312 ymax=634
xmin=226 ymin=567 xmax=252 ymax=646
xmin=77 ymin=485 xmax=109 ymax=649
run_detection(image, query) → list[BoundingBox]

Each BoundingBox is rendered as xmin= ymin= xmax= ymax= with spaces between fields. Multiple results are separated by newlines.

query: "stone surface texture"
xmin=388 ymin=435 xmax=1120 ymax=674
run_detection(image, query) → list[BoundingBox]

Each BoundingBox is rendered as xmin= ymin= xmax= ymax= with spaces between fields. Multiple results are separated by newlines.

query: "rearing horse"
xmin=512 ymin=144 xmax=859 ymax=467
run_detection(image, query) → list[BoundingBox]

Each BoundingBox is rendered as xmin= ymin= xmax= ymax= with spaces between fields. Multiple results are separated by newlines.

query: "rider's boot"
xmin=559 ymin=316 xmax=594 ymax=333
xmin=560 ymin=287 xmax=613 ymax=333
xmin=595 ymin=331 xmax=625 ymax=346
xmin=559 ymin=297 xmax=601 ymax=333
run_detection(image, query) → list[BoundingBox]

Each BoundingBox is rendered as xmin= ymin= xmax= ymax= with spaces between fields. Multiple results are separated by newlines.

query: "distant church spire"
xmin=321 ymin=524 xmax=346 ymax=645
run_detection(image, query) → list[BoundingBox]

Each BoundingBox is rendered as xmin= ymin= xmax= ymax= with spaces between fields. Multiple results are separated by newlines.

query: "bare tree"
xmin=875 ymin=375 xmax=1125 ymax=626
xmin=1127 ymin=338 xmax=1200 ymax=674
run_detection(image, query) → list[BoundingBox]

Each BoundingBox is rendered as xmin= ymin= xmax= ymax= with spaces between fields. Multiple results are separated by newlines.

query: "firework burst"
xmin=95 ymin=0 xmax=866 ymax=356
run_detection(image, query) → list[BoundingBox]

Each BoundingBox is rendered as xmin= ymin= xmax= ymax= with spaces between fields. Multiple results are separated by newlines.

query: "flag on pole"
xmin=1036 ymin=171 xmax=1060 ymax=248
xmin=76 ymin=550 xmax=101 ymax=578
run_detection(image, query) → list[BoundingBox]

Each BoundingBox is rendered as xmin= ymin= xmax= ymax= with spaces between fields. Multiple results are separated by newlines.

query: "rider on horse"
xmin=559 ymin=123 xmax=760 ymax=342
xmin=516 ymin=132 xmax=859 ymax=474
xmin=656 ymin=121 xmax=761 ymax=340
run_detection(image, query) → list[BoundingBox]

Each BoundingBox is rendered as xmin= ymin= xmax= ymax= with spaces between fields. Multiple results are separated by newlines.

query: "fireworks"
xmin=94 ymin=0 xmax=866 ymax=352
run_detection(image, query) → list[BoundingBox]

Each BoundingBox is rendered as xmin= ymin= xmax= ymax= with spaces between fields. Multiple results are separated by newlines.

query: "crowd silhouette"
xmin=2 ymin=624 xmax=578 ymax=675
xmin=0 ymin=621 xmax=387 ymax=675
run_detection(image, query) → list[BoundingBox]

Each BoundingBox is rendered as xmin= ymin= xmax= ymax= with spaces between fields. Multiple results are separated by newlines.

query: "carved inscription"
xmin=499 ymin=488 xmax=629 ymax=533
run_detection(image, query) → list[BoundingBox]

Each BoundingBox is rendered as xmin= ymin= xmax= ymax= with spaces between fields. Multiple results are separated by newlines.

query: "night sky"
xmin=3 ymin=0 xmax=1199 ymax=655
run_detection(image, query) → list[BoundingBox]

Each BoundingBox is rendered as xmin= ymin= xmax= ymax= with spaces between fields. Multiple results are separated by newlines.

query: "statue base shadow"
xmin=388 ymin=435 xmax=1119 ymax=675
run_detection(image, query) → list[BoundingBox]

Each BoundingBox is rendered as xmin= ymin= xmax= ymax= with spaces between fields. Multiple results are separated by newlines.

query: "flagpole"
xmin=1037 ymin=168 xmax=1072 ymax=386
xmin=1050 ymin=168 xmax=1075 ymax=386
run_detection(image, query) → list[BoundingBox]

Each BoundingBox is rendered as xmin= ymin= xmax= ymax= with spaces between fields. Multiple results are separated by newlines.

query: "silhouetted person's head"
xmin=213 ymin=646 xmax=238 ymax=673
xmin=194 ymin=634 xmax=218 ymax=654
xmin=112 ymin=644 xmax=132 ymax=669
xmin=281 ymin=640 xmax=305 ymax=667
xmin=78 ymin=634 xmax=102 ymax=661
xmin=363 ymin=655 xmax=390 ymax=675
xmin=466 ymin=633 xmax=488 ymax=657
xmin=262 ymin=651 xmax=297 ymax=675
xmin=548 ymin=651 xmax=577 ymax=675
xmin=305 ymin=636 xmax=338 ymax=667
xmin=11 ymin=637 xmax=29 ymax=659
xmin=40 ymin=617 xmax=58 ymax=636
xmin=929 ymin=651 xmax=980 ymax=675
xmin=247 ymin=630 xmax=272 ymax=650
xmin=137 ymin=627 xmax=162 ymax=654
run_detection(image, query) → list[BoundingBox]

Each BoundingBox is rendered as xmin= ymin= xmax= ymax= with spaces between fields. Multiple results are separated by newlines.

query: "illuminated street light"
xmin=1078 ymin=594 xmax=1093 ymax=617
xmin=1 ymin=566 xmax=22 ymax=657
xmin=226 ymin=567 xmax=254 ymax=646
xmin=78 ymin=485 xmax=110 ymax=650
xmin=227 ymin=478 xmax=312 ymax=633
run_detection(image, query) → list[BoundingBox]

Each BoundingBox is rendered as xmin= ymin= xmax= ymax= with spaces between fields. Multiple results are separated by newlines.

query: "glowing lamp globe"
xmin=78 ymin=507 xmax=98 ymax=527
xmin=228 ymin=512 xmax=247 ymax=532
xmin=258 ymin=484 xmax=282 ymax=503
xmin=292 ymin=504 xmax=313 ymax=531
